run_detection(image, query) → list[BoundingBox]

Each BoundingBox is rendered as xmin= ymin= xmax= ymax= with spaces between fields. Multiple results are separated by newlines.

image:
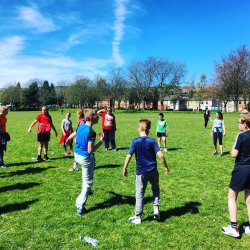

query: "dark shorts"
xmin=229 ymin=167 xmax=250 ymax=192
xmin=157 ymin=132 xmax=166 ymax=138
xmin=213 ymin=132 xmax=222 ymax=145
xmin=37 ymin=132 xmax=50 ymax=142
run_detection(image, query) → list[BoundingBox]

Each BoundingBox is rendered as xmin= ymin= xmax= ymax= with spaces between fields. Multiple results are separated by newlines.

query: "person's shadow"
xmin=88 ymin=191 xmax=151 ymax=213
xmin=95 ymin=164 xmax=121 ymax=170
xmin=145 ymin=201 xmax=201 ymax=222
xmin=0 ymin=182 xmax=40 ymax=193
xmin=0 ymin=199 xmax=39 ymax=215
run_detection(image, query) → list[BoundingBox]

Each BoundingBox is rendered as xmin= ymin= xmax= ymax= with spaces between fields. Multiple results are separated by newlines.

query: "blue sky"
xmin=0 ymin=0 xmax=250 ymax=87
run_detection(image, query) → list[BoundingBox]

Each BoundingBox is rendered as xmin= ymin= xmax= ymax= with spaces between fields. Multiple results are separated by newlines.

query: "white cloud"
xmin=112 ymin=0 xmax=129 ymax=66
xmin=0 ymin=36 xmax=25 ymax=57
xmin=17 ymin=6 xmax=59 ymax=32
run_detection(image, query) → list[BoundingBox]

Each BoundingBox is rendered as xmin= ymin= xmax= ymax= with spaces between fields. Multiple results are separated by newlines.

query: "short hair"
xmin=139 ymin=118 xmax=151 ymax=131
xmin=159 ymin=113 xmax=164 ymax=117
xmin=239 ymin=114 xmax=250 ymax=128
xmin=77 ymin=109 xmax=84 ymax=119
xmin=84 ymin=109 xmax=97 ymax=121
xmin=0 ymin=106 xmax=9 ymax=115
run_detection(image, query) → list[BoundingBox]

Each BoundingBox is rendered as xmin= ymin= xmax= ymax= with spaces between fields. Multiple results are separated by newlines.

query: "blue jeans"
xmin=75 ymin=153 xmax=95 ymax=209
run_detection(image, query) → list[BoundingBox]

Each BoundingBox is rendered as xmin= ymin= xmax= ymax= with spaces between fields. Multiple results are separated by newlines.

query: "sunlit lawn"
xmin=1 ymin=110 xmax=250 ymax=249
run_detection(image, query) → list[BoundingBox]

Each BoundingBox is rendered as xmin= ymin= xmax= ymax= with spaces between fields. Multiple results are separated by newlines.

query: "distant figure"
xmin=61 ymin=107 xmax=64 ymax=115
xmin=221 ymin=114 xmax=250 ymax=238
xmin=97 ymin=107 xmax=117 ymax=151
xmin=156 ymin=113 xmax=168 ymax=151
xmin=59 ymin=112 xmax=74 ymax=156
xmin=123 ymin=118 xmax=169 ymax=224
xmin=211 ymin=112 xmax=226 ymax=156
xmin=28 ymin=106 xmax=57 ymax=162
xmin=203 ymin=107 xmax=211 ymax=128
xmin=0 ymin=106 xmax=10 ymax=168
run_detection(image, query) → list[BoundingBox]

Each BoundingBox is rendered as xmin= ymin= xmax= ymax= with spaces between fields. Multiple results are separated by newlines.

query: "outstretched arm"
xmin=51 ymin=123 xmax=58 ymax=137
xmin=27 ymin=120 xmax=38 ymax=133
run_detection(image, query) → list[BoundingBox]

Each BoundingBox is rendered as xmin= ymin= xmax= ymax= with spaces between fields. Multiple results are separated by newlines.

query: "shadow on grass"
xmin=0 ymin=182 xmax=40 ymax=193
xmin=117 ymin=147 xmax=130 ymax=151
xmin=0 ymin=166 xmax=56 ymax=178
xmin=6 ymin=161 xmax=39 ymax=168
xmin=222 ymin=151 xmax=230 ymax=156
xmin=88 ymin=191 xmax=151 ymax=213
xmin=145 ymin=201 xmax=201 ymax=222
xmin=0 ymin=199 xmax=39 ymax=215
xmin=95 ymin=164 xmax=121 ymax=170
xmin=167 ymin=147 xmax=183 ymax=151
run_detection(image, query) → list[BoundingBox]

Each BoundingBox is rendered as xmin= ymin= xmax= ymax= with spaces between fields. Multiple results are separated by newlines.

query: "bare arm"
xmin=223 ymin=122 xmax=226 ymax=136
xmin=61 ymin=120 xmax=65 ymax=135
xmin=51 ymin=122 xmax=58 ymax=137
xmin=66 ymin=131 xmax=76 ymax=143
xmin=157 ymin=151 xmax=169 ymax=175
xmin=27 ymin=120 xmax=38 ymax=132
xmin=123 ymin=155 xmax=132 ymax=177
xmin=231 ymin=148 xmax=239 ymax=158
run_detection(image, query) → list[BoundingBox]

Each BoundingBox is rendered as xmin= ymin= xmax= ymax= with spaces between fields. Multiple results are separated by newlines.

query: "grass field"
xmin=1 ymin=110 xmax=250 ymax=249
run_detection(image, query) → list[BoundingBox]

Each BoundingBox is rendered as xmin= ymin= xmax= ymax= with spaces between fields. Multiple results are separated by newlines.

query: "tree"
xmin=195 ymin=74 xmax=207 ymax=110
xmin=22 ymin=81 xmax=40 ymax=108
xmin=216 ymin=45 xmax=250 ymax=111
xmin=94 ymin=76 xmax=110 ymax=109
xmin=0 ymin=83 xmax=22 ymax=109
xmin=56 ymin=80 xmax=70 ymax=107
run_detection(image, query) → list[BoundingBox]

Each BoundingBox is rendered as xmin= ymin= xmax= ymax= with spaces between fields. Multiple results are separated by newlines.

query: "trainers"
xmin=244 ymin=225 xmax=250 ymax=235
xmin=153 ymin=207 xmax=161 ymax=220
xmin=221 ymin=225 xmax=240 ymax=238
xmin=37 ymin=156 xmax=44 ymax=162
xmin=113 ymin=148 xmax=118 ymax=151
xmin=70 ymin=151 xmax=74 ymax=156
xmin=76 ymin=207 xmax=87 ymax=216
xmin=220 ymin=153 xmax=224 ymax=156
xmin=164 ymin=148 xmax=167 ymax=152
xmin=64 ymin=152 xmax=69 ymax=156
xmin=44 ymin=156 xmax=51 ymax=161
xmin=0 ymin=165 xmax=7 ymax=168
xmin=68 ymin=166 xmax=79 ymax=172
xmin=214 ymin=150 xmax=218 ymax=155
xmin=105 ymin=148 xmax=108 ymax=151
xmin=129 ymin=216 xmax=141 ymax=224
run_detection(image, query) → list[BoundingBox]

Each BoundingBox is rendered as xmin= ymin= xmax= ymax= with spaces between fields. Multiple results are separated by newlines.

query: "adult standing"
xmin=75 ymin=109 xmax=104 ymax=216
xmin=203 ymin=107 xmax=211 ymax=128
xmin=28 ymin=106 xmax=57 ymax=162
xmin=97 ymin=107 xmax=117 ymax=151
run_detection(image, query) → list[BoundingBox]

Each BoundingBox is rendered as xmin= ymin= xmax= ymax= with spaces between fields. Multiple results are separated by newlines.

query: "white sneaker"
xmin=129 ymin=216 xmax=141 ymax=224
xmin=164 ymin=148 xmax=167 ymax=152
xmin=221 ymin=225 xmax=240 ymax=238
xmin=153 ymin=207 xmax=160 ymax=220
xmin=244 ymin=225 xmax=250 ymax=235
xmin=0 ymin=165 xmax=6 ymax=168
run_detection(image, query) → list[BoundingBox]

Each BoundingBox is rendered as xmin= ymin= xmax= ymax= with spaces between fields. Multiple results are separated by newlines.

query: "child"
xmin=75 ymin=109 xmax=104 ymax=216
xmin=97 ymin=107 xmax=117 ymax=151
xmin=211 ymin=112 xmax=226 ymax=156
xmin=0 ymin=106 xmax=10 ymax=168
xmin=123 ymin=118 xmax=169 ymax=224
xmin=156 ymin=113 xmax=168 ymax=151
xmin=59 ymin=112 xmax=74 ymax=156
xmin=221 ymin=114 xmax=250 ymax=238
xmin=67 ymin=109 xmax=85 ymax=171
xmin=28 ymin=106 xmax=57 ymax=162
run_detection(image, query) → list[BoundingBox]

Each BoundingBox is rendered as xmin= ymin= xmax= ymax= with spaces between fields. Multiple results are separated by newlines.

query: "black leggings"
xmin=213 ymin=132 xmax=222 ymax=145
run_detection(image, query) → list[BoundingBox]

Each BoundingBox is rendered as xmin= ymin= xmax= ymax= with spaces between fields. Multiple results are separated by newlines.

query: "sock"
xmin=230 ymin=221 xmax=237 ymax=228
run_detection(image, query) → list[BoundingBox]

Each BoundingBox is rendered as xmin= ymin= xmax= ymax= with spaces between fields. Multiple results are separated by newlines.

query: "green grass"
xmin=1 ymin=110 xmax=250 ymax=249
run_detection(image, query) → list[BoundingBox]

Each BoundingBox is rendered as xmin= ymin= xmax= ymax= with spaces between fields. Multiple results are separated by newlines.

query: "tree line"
xmin=1 ymin=46 xmax=250 ymax=111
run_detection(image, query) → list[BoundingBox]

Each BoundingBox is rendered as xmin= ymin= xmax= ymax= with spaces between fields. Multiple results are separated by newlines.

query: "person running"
xmin=59 ymin=112 xmax=74 ymax=156
xmin=211 ymin=112 xmax=226 ymax=156
xmin=0 ymin=106 xmax=10 ymax=168
xmin=97 ymin=107 xmax=117 ymax=151
xmin=28 ymin=106 xmax=57 ymax=162
xmin=156 ymin=113 xmax=168 ymax=151
xmin=67 ymin=109 xmax=86 ymax=171
xmin=75 ymin=109 xmax=104 ymax=216
xmin=123 ymin=118 xmax=169 ymax=224
xmin=221 ymin=114 xmax=250 ymax=238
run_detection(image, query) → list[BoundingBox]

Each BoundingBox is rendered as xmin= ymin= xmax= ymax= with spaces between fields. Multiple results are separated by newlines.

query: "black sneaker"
xmin=44 ymin=155 xmax=51 ymax=161
xmin=37 ymin=156 xmax=44 ymax=162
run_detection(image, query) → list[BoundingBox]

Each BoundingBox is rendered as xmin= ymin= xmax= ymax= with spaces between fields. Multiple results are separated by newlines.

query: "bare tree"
xmin=195 ymin=74 xmax=207 ymax=110
xmin=216 ymin=45 xmax=250 ymax=111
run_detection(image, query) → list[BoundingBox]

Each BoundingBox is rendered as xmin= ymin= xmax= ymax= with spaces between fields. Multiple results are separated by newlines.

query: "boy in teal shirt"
xmin=156 ymin=113 xmax=168 ymax=151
